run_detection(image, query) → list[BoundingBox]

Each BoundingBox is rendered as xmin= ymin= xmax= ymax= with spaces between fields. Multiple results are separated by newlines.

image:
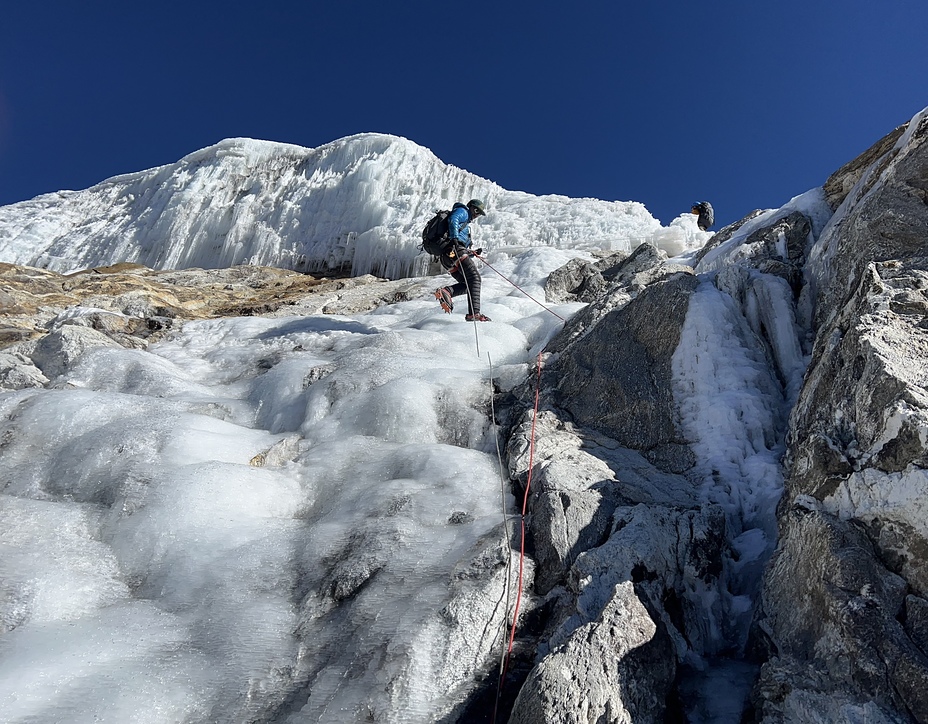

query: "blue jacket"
xmin=447 ymin=203 xmax=472 ymax=247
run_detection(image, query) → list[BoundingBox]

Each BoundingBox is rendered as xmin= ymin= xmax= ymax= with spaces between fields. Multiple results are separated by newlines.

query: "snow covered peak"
xmin=0 ymin=134 xmax=706 ymax=278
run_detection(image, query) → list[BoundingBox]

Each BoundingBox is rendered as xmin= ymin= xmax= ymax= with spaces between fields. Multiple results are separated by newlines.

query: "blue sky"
xmin=1 ymin=1 xmax=927 ymax=230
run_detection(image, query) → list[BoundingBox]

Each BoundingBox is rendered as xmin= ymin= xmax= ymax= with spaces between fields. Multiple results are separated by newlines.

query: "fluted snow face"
xmin=0 ymin=133 xmax=673 ymax=278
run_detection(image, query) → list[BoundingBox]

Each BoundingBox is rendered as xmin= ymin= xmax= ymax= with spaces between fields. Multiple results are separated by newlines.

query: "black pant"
xmin=442 ymin=253 xmax=481 ymax=315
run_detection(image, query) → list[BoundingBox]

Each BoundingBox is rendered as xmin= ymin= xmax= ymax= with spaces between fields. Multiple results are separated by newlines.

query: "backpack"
xmin=696 ymin=202 xmax=714 ymax=230
xmin=420 ymin=210 xmax=452 ymax=256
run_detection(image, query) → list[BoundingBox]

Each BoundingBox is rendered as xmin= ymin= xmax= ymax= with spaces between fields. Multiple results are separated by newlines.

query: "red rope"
xmin=493 ymin=349 xmax=544 ymax=720
xmin=465 ymin=248 xmax=561 ymax=720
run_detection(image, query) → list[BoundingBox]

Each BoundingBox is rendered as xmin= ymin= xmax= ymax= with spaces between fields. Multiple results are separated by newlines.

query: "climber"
xmin=433 ymin=199 xmax=491 ymax=322
xmin=691 ymin=201 xmax=715 ymax=231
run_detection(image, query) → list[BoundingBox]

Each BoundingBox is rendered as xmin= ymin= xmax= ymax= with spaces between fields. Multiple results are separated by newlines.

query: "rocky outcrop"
xmin=750 ymin=110 xmax=928 ymax=722
xmin=543 ymin=247 xmax=692 ymax=305
xmin=754 ymin=502 xmax=928 ymax=722
xmin=548 ymin=267 xmax=698 ymax=456
xmin=504 ymin=242 xmax=763 ymax=723
xmin=0 ymin=351 xmax=47 ymax=389
xmin=813 ymin=116 xmax=928 ymax=332
xmin=823 ymin=124 xmax=908 ymax=212
xmin=545 ymin=243 xmax=694 ymax=356
xmin=509 ymin=581 xmax=673 ymax=724
xmin=544 ymin=257 xmax=611 ymax=304
xmin=502 ymin=109 xmax=928 ymax=724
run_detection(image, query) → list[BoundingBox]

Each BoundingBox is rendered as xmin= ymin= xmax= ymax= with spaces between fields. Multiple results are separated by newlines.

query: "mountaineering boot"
xmin=434 ymin=287 xmax=454 ymax=313
xmin=465 ymin=313 xmax=491 ymax=322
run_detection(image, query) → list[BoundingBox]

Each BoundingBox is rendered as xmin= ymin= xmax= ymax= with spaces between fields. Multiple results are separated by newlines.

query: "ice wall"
xmin=0 ymin=134 xmax=671 ymax=278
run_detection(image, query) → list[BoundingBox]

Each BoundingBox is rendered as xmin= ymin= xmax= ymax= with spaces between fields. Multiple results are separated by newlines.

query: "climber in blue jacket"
xmin=434 ymin=199 xmax=490 ymax=321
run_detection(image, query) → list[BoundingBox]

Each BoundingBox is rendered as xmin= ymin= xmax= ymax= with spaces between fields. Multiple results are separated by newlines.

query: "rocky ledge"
xmin=0 ymin=262 xmax=427 ymax=390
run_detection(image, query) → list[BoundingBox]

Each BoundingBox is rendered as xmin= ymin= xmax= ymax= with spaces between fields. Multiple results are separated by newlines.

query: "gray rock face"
xmin=548 ymin=269 xmax=699 ymax=455
xmin=506 ymin=411 xmax=701 ymax=595
xmin=755 ymin=503 xmax=928 ymax=722
xmin=504 ymin=110 xmax=928 ymax=724
xmin=545 ymin=243 xmax=694 ymax=355
xmin=750 ymin=111 xmax=928 ymax=721
xmin=30 ymin=326 xmax=123 ymax=380
xmin=503 ymin=410 xmax=734 ymax=721
xmin=696 ymin=210 xmax=813 ymax=296
xmin=509 ymin=581 xmax=672 ymax=724
xmin=544 ymin=257 xmax=608 ymax=304
xmin=813 ymin=116 xmax=928 ymax=332
xmin=0 ymin=352 xmax=48 ymax=390
xmin=823 ymin=124 xmax=908 ymax=211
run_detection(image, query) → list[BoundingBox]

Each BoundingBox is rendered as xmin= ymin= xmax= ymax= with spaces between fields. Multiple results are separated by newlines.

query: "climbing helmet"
xmin=466 ymin=199 xmax=486 ymax=217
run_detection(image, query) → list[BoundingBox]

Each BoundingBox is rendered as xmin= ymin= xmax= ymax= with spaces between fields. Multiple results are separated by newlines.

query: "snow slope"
xmin=0 ymin=250 xmax=582 ymax=723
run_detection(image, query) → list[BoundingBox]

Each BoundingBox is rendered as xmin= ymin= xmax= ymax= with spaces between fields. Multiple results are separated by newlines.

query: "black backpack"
xmin=420 ymin=210 xmax=452 ymax=256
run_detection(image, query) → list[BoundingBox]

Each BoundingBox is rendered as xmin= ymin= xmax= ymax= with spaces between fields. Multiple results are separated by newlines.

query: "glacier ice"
xmin=0 ymin=134 xmax=702 ymax=278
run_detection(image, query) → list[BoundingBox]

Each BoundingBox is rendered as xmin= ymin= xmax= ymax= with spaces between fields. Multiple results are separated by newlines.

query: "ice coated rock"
xmin=504 ymin=108 xmax=928 ymax=723
xmin=751 ymin=109 xmax=928 ymax=721
xmin=29 ymin=326 xmax=123 ymax=380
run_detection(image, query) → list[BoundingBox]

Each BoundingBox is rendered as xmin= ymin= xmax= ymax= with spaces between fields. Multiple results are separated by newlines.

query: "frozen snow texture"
xmin=0 ymin=134 xmax=691 ymax=278
xmin=0 ymin=250 xmax=575 ymax=723
xmin=674 ymin=282 xmax=786 ymax=532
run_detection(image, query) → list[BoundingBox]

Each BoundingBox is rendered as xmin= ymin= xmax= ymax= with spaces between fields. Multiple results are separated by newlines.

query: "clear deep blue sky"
xmin=1 ymin=1 xmax=927 ymax=230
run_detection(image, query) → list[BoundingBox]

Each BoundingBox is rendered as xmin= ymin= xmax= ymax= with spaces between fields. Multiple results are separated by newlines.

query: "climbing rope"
xmin=492 ymin=348 xmax=544 ymax=723
xmin=458 ymin=255 xmax=482 ymax=357
xmin=486 ymin=354 xmax=515 ymax=712
xmin=473 ymin=253 xmax=567 ymax=322
xmin=443 ymin=248 xmax=561 ymax=720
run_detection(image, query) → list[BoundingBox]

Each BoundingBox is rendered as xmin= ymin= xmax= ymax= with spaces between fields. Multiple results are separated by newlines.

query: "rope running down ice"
xmin=452 ymin=248 xmax=561 ymax=721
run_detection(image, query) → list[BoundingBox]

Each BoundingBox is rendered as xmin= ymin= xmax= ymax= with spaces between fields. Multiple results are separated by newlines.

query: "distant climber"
xmin=691 ymin=201 xmax=714 ymax=231
xmin=433 ymin=199 xmax=491 ymax=322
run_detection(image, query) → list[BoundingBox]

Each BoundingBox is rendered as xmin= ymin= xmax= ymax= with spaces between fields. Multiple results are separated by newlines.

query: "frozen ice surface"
xmin=0 ymin=248 xmax=575 ymax=723
xmin=0 ymin=134 xmax=707 ymax=278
